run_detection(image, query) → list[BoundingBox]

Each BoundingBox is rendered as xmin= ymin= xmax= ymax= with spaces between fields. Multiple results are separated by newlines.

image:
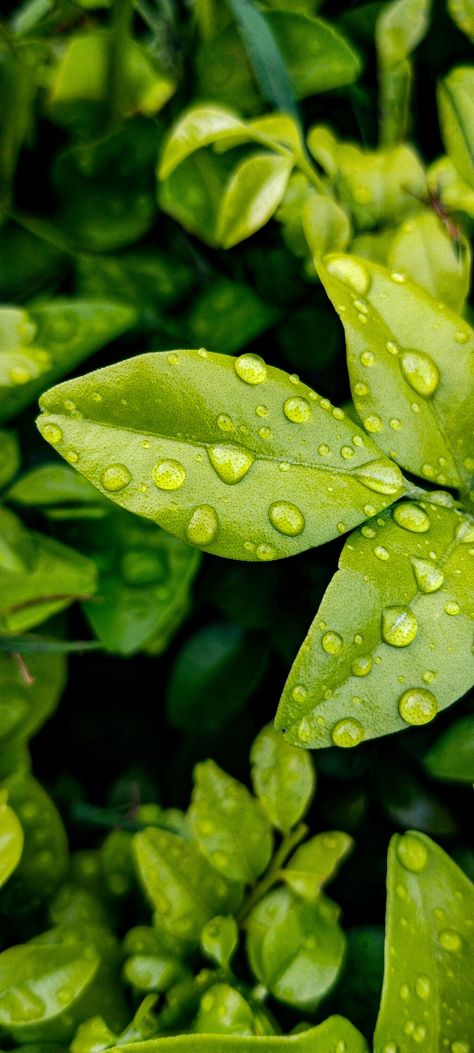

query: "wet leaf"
xmin=387 ymin=210 xmax=471 ymax=312
xmin=250 ymin=723 xmax=315 ymax=834
xmin=280 ymin=831 xmax=353 ymax=901
xmin=374 ymin=831 xmax=474 ymax=1052
xmin=0 ymin=942 xmax=99 ymax=1031
xmin=424 ymin=714 xmax=474 ymax=782
xmin=37 ymin=350 xmax=406 ymax=561
xmin=0 ymin=774 xmax=68 ymax=913
xmin=438 ymin=67 xmax=474 ymax=187
xmin=276 ymin=501 xmax=474 ymax=748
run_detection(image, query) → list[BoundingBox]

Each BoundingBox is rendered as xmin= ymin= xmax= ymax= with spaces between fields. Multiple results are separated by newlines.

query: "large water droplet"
xmin=439 ymin=929 xmax=462 ymax=953
xmin=152 ymin=460 xmax=186 ymax=491
xmin=41 ymin=422 xmax=63 ymax=445
xmin=415 ymin=975 xmax=431 ymax=1000
xmin=234 ymin=353 xmax=266 ymax=385
xmin=411 ymin=558 xmax=444 ymax=593
xmin=207 ymin=444 xmax=254 ymax=485
xmin=399 ymin=687 xmax=438 ymax=725
xmin=186 ymin=505 xmax=219 ymax=546
xmin=283 ymin=396 xmax=311 ymax=423
xmin=360 ymin=351 xmax=375 ymax=367
xmin=364 ymin=415 xmax=383 ymax=433
xmin=351 ymin=655 xmax=372 ymax=677
xmin=393 ymin=502 xmax=430 ymax=533
xmin=331 ymin=718 xmax=364 ymax=748
xmin=322 ymin=631 xmax=343 ymax=655
xmin=217 ymin=414 xmax=235 ymax=433
xmin=382 ymin=606 xmax=418 ymax=647
xmin=355 ymin=459 xmax=403 ymax=495
xmin=400 ymin=350 xmax=440 ymax=397
xmin=397 ymin=833 xmax=428 ymax=872
xmin=269 ymin=501 xmax=305 ymax=537
xmin=101 ymin=464 xmax=132 ymax=492
xmin=326 ymin=256 xmax=370 ymax=295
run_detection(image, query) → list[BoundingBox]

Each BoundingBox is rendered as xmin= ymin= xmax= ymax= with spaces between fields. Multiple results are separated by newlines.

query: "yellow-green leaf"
xmin=438 ymin=67 xmax=474 ymax=187
xmin=387 ymin=209 xmax=471 ymax=312
xmin=216 ymin=153 xmax=293 ymax=248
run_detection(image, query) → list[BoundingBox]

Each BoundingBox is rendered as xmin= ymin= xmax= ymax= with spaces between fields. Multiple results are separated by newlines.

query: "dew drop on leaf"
xmin=398 ymin=687 xmax=438 ymax=725
xmin=375 ymin=545 xmax=389 ymax=561
xmin=41 ymin=423 xmax=63 ymax=445
xmin=444 ymin=601 xmax=461 ymax=615
xmin=100 ymin=464 xmax=132 ymax=492
xmin=291 ymin=684 xmax=308 ymax=702
xmin=331 ymin=717 xmax=364 ymax=748
xmin=256 ymin=543 xmax=276 ymax=561
xmin=396 ymin=833 xmax=428 ymax=872
xmin=382 ymin=606 xmax=418 ymax=647
xmin=326 ymin=256 xmax=371 ymax=295
xmin=268 ymin=501 xmax=305 ymax=537
xmin=439 ymin=929 xmax=462 ymax=952
xmin=364 ymin=415 xmax=383 ymax=432
xmin=152 ymin=460 xmax=186 ymax=490
xmin=354 ymin=459 xmax=403 ymax=495
xmin=207 ymin=444 xmax=254 ymax=484
xmin=399 ymin=350 xmax=440 ymax=398
xmin=351 ymin=655 xmax=372 ymax=677
xmin=217 ymin=414 xmax=235 ymax=433
xmin=186 ymin=505 xmax=219 ymax=546
xmin=283 ymin=396 xmax=311 ymax=423
xmin=393 ymin=503 xmax=430 ymax=533
xmin=321 ymin=630 xmax=344 ymax=655
xmin=234 ymin=353 xmax=267 ymax=385
xmin=415 ymin=975 xmax=431 ymax=1000
xmin=360 ymin=351 xmax=375 ymax=367
xmin=411 ymin=558 xmax=444 ymax=593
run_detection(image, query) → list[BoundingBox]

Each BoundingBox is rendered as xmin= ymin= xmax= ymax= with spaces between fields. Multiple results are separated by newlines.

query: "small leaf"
xmin=0 ymin=792 xmax=23 ymax=889
xmin=0 ymin=775 xmax=68 ymax=913
xmin=37 ymin=350 xmax=406 ymax=561
xmin=0 ymin=942 xmax=99 ymax=1031
xmin=280 ymin=831 xmax=353 ymax=901
xmin=188 ymin=760 xmax=273 ymax=884
xmin=387 ymin=209 xmax=471 ymax=312
xmin=6 ymin=464 xmax=101 ymax=509
xmin=276 ymin=501 xmax=474 ymax=748
xmin=374 ymin=831 xmax=474 ymax=1052
xmin=159 ymin=150 xmax=233 ymax=246
xmin=448 ymin=0 xmax=474 ymax=40
xmin=133 ymin=827 xmax=243 ymax=945
xmin=376 ymin=0 xmax=431 ymax=67
xmin=0 ymin=651 xmax=66 ymax=745
xmin=302 ymin=194 xmax=351 ymax=261
xmin=159 ymin=106 xmax=247 ymax=180
xmin=250 ymin=723 xmax=315 ymax=834
xmin=318 ymin=253 xmax=474 ymax=490
xmin=438 ymin=67 xmax=474 ymax=187
xmin=193 ymin=982 xmax=260 ymax=1036
xmin=424 ymin=714 xmax=474 ymax=783
xmin=200 ymin=916 xmax=239 ymax=970
xmin=216 ymin=153 xmax=293 ymax=248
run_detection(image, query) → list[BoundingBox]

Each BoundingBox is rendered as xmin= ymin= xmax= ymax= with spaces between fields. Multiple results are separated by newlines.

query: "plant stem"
xmin=236 ymin=822 xmax=308 ymax=923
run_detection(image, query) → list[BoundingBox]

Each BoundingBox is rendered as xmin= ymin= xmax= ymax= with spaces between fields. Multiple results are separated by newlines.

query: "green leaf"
xmin=7 ymin=464 xmax=102 ymax=510
xmin=0 ymin=299 xmax=136 ymax=424
xmin=133 ymin=827 xmax=243 ymax=945
xmin=200 ymin=916 xmax=239 ymax=969
xmin=276 ymin=501 xmax=474 ymax=749
xmin=0 ymin=791 xmax=23 ymax=889
xmin=0 ymin=774 xmax=68 ymax=913
xmin=0 ymin=651 xmax=66 ymax=746
xmin=188 ymin=760 xmax=273 ymax=884
xmin=376 ymin=0 xmax=431 ymax=67
xmin=374 ymin=831 xmax=474 ymax=1052
xmin=280 ymin=831 xmax=353 ymax=901
xmin=0 ymin=507 xmax=97 ymax=634
xmin=193 ymin=982 xmax=263 ymax=1036
xmin=318 ymin=253 xmax=474 ymax=491
xmin=448 ymin=0 xmax=474 ymax=40
xmin=216 ymin=153 xmax=293 ymax=248
xmin=158 ymin=150 xmax=233 ymax=246
xmin=438 ymin=67 xmax=474 ymax=187
xmin=0 ymin=430 xmax=20 ymax=491
xmin=424 ymin=714 xmax=474 ymax=782
xmin=387 ymin=209 xmax=471 ymax=312
xmin=0 ymin=942 xmax=99 ymax=1032
xmin=225 ymin=0 xmax=299 ymax=121
xmin=246 ymin=886 xmax=346 ymax=1010
xmin=187 ymin=280 xmax=278 ymax=356
xmin=105 ymin=1016 xmax=368 ymax=1050
xmin=158 ymin=106 xmax=247 ymax=180
xmin=301 ymin=193 xmax=351 ymax=261
xmin=37 ymin=350 xmax=406 ymax=561
xmin=250 ymin=723 xmax=315 ymax=834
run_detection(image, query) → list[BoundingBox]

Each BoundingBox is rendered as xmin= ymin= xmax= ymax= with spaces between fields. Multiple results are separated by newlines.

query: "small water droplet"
xmin=400 ymin=983 xmax=410 ymax=1001
xmin=217 ymin=414 xmax=235 ymax=433
xmin=411 ymin=558 xmax=444 ymax=593
xmin=208 ymin=444 xmax=254 ymax=485
xmin=234 ymin=353 xmax=266 ymax=385
xmin=439 ymin=929 xmax=462 ymax=952
xmin=399 ymin=687 xmax=438 ymax=725
xmin=321 ymin=631 xmax=343 ymax=655
xmin=57 ymin=987 xmax=74 ymax=1006
xmin=391 ymin=272 xmax=406 ymax=283
xmin=41 ymin=422 xmax=63 ymax=445
xmin=341 ymin=445 xmax=355 ymax=459
xmin=284 ymin=396 xmax=311 ymax=423
xmin=397 ymin=833 xmax=428 ymax=872
xmin=451 ymin=1042 xmax=470 ymax=1053
xmin=332 ymin=407 xmax=344 ymax=420
xmin=355 ymin=459 xmax=403 ymax=495
xmin=375 ymin=545 xmax=389 ymax=561
xmin=382 ymin=1044 xmax=399 ymax=1053
xmin=292 ymin=684 xmax=308 ymax=703
xmin=297 ymin=718 xmax=313 ymax=743
xmin=393 ymin=502 xmax=430 ymax=533
xmin=415 ymin=976 xmax=431 ymax=1000
xmin=364 ymin=415 xmax=383 ymax=433
xmin=9 ymin=365 xmax=31 ymax=384
xmin=444 ymin=600 xmax=460 ymax=615
xmin=351 ymin=655 xmax=372 ymax=677
xmin=318 ymin=443 xmax=330 ymax=456
xmin=256 ymin=543 xmax=275 ymax=561
xmin=326 ymin=256 xmax=371 ymax=295
xmin=454 ymin=330 xmax=468 ymax=344
xmin=336 ymin=521 xmax=347 ymax=534
xmin=354 ymin=382 xmax=369 ymax=396
xmin=331 ymin=718 xmax=364 ymax=748
xmin=65 ymin=450 xmax=78 ymax=464
xmin=186 ymin=505 xmax=219 ymax=546
xmin=256 ymin=405 xmax=268 ymax=417
xmin=269 ymin=501 xmax=305 ymax=537
xmin=386 ymin=341 xmax=398 ymax=355
xmin=400 ymin=350 xmax=440 ymax=397
xmin=360 ymin=350 xmax=375 ymax=367
xmin=167 ymin=352 xmax=179 ymax=365
xmin=413 ymin=1025 xmax=427 ymax=1043
xmin=382 ymin=606 xmax=418 ymax=647
xmin=278 ymin=461 xmax=291 ymax=471
xmin=361 ymin=525 xmax=376 ymax=538
xmin=389 ymin=418 xmax=401 ymax=430
xmin=259 ymin=426 xmax=272 ymax=440
xmin=152 ymin=460 xmax=186 ymax=491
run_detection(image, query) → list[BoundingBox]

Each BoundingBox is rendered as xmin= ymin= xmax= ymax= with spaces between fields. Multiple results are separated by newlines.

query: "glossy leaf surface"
xmin=374 ymin=831 xmax=474 ymax=1051
xmin=387 ymin=210 xmax=471 ymax=312
xmin=0 ymin=942 xmax=99 ymax=1030
xmin=105 ymin=1015 xmax=368 ymax=1050
xmin=216 ymin=153 xmax=293 ymax=248
xmin=37 ymin=350 xmax=406 ymax=560
xmin=276 ymin=501 xmax=474 ymax=748
xmin=250 ymin=723 xmax=315 ymax=833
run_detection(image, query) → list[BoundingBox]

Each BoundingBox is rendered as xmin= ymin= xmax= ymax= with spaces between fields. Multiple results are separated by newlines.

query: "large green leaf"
xmin=250 ymin=723 xmax=315 ymax=834
xmin=0 ymin=791 xmax=23 ymax=889
xmin=0 ymin=651 xmax=66 ymax=746
xmin=188 ymin=760 xmax=273 ymax=883
xmin=424 ymin=714 xmax=474 ymax=783
xmin=0 ymin=300 xmax=136 ymax=424
xmin=374 ymin=831 xmax=474 ymax=1051
xmin=276 ymin=501 xmax=474 ymax=748
xmin=318 ymin=254 xmax=474 ymax=492
xmin=105 ymin=1016 xmax=368 ymax=1051
xmin=387 ymin=209 xmax=471 ymax=312
xmin=0 ymin=942 xmax=99 ymax=1031
xmin=438 ymin=67 xmax=474 ymax=187
xmin=37 ymin=350 xmax=406 ymax=560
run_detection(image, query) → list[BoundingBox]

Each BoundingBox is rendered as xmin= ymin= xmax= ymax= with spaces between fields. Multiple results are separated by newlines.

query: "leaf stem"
xmin=236 ymin=822 xmax=308 ymax=923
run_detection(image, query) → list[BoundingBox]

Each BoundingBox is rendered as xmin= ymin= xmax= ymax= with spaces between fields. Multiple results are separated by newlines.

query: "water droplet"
xmin=393 ymin=502 xmax=430 ymax=533
xmin=415 ymin=976 xmax=431 ymax=1000
xmin=439 ymin=929 xmax=462 ymax=953
xmin=456 ymin=519 xmax=474 ymax=543
xmin=259 ymin=426 xmax=272 ymax=440
xmin=256 ymin=543 xmax=275 ymax=561
xmin=382 ymin=606 xmax=418 ymax=647
xmin=152 ymin=460 xmax=186 ymax=490
xmin=413 ymin=1025 xmax=427 ymax=1043
xmin=351 ymin=655 xmax=372 ymax=677
xmin=284 ymin=396 xmax=311 ymax=423
xmin=331 ymin=718 xmax=364 ymax=748
xmin=207 ymin=444 xmax=254 ymax=485
xmin=391 ymin=272 xmax=406 ymax=283
xmin=322 ymin=631 xmax=343 ymax=655
xmin=217 ymin=414 xmax=235 ymax=433
xmin=341 ymin=445 xmax=355 ymax=459
xmin=278 ymin=461 xmax=290 ymax=471
xmin=297 ymin=719 xmax=313 ymax=743
xmin=326 ymin=256 xmax=371 ymax=295
xmin=186 ymin=505 xmax=219 ymax=546
xmin=400 ymin=350 xmax=440 ymax=397
xmin=363 ymin=415 xmax=383 ymax=433
xmin=256 ymin=405 xmax=268 ymax=417
xmin=167 ymin=352 xmax=179 ymax=365
xmin=375 ymin=545 xmax=389 ymax=561
xmin=318 ymin=443 xmax=330 ymax=456
xmin=399 ymin=687 xmax=438 ymax=725
xmin=41 ymin=423 xmax=62 ymax=445
xmin=386 ymin=341 xmax=398 ymax=355
xmin=269 ymin=501 xmax=305 ymax=537
xmin=65 ymin=450 xmax=78 ymax=464
xmin=336 ymin=521 xmax=347 ymax=534
xmin=234 ymin=353 xmax=266 ymax=385
xmin=400 ymin=983 xmax=410 ymax=1001
xmin=361 ymin=525 xmax=376 ymax=538
xmin=360 ymin=351 xmax=375 ymax=367
xmin=292 ymin=684 xmax=308 ymax=703
xmin=411 ymin=558 xmax=444 ymax=593
xmin=333 ymin=407 xmax=345 ymax=420
xmin=444 ymin=600 xmax=460 ymax=615
xmin=397 ymin=833 xmax=428 ymax=872
xmin=382 ymin=1044 xmax=399 ymax=1053
xmin=355 ymin=459 xmax=403 ymax=495
xmin=389 ymin=418 xmax=401 ymax=430
xmin=354 ymin=382 xmax=369 ymax=396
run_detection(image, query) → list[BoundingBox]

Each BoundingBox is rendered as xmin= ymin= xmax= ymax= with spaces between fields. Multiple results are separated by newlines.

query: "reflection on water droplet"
xmin=217 ymin=414 xmax=235 ymax=433
xmin=298 ymin=719 xmax=313 ymax=743
xmin=393 ymin=502 xmax=430 ymax=533
xmin=167 ymin=353 xmax=179 ymax=365
xmin=375 ymin=545 xmax=389 ymax=561
xmin=256 ymin=405 xmax=268 ymax=417
xmin=399 ymin=687 xmax=437 ymax=725
xmin=41 ymin=423 xmax=63 ymax=445
xmin=382 ymin=1044 xmax=399 ymax=1053
xmin=397 ymin=833 xmax=428 ymax=872
xmin=360 ymin=351 xmax=375 ymax=367
xmin=292 ymin=684 xmax=308 ymax=703
xmin=386 ymin=341 xmax=398 ymax=355
xmin=355 ymin=459 xmax=403 ymax=495
xmin=382 ymin=606 xmax=417 ymax=647
xmin=364 ymin=415 xmax=383 ymax=433
xmin=208 ymin=444 xmax=254 ymax=485
xmin=391 ymin=272 xmax=406 ymax=283
xmin=269 ymin=501 xmax=305 ymax=537
xmin=389 ymin=418 xmax=401 ymax=430
xmin=256 ymin=543 xmax=275 ymax=561
xmin=318 ymin=444 xmax=330 ymax=456
xmin=234 ymin=353 xmax=266 ymax=385
xmin=66 ymin=450 xmax=78 ymax=464
xmin=415 ymin=976 xmax=431 ymax=1000
xmin=331 ymin=718 xmax=364 ymax=748
xmin=439 ymin=929 xmax=462 ymax=953
xmin=259 ymin=426 xmax=272 ymax=440
xmin=341 ymin=445 xmax=355 ymax=459
xmin=351 ymin=655 xmax=372 ymax=677
xmin=326 ymin=256 xmax=370 ymax=295
xmin=444 ymin=601 xmax=460 ymax=616
xmin=322 ymin=631 xmax=343 ymax=655
xmin=400 ymin=351 xmax=439 ymax=397
xmin=186 ymin=505 xmax=219 ymax=546
xmin=411 ymin=558 xmax=444 ymax=593
xmin=284 ymin=396 xmax=311 ymax=423
xmin=354 ymin=382 xmax=369 ymax=396
xmin=152 ymin=460 xmax=186 ymax=491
